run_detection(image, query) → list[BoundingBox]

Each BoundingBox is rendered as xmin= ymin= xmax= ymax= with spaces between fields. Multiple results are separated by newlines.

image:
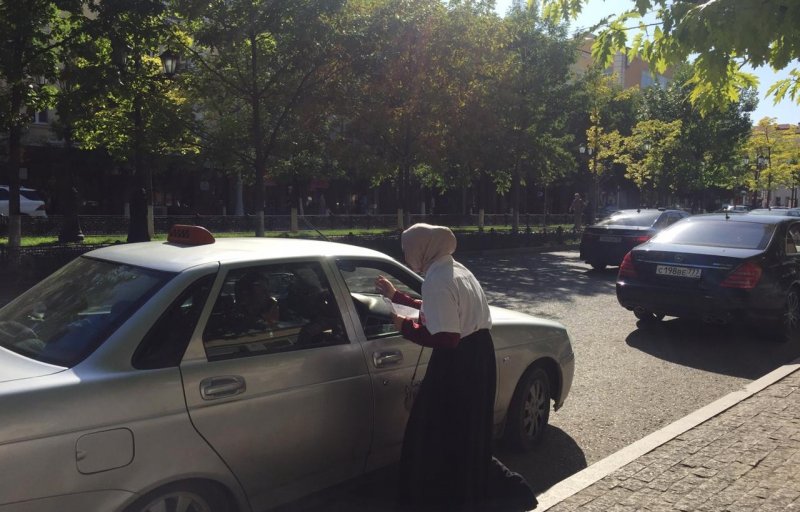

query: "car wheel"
xmin=633 ymin=308 xmax=665 ymax=322
xmin=503 ymin=367 xmax=550 ymax=452
xmin=778 ymin=286 xmax=800 ymax=343
xmin=125 ymin=481 xmax=232 ymax=512
xmin=590 ymin=262 xmax=606 ymax=271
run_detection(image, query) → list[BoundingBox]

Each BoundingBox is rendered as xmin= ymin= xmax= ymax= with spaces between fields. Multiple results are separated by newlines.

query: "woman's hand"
xmin=375 ymin=275 xmax=397 ymax=299
xmin=392 ymin=313 xmax=405 ymax=331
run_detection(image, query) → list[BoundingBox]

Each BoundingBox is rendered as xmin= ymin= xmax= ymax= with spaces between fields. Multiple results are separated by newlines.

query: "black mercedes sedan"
xmin=579 ymin=208 xmax=690 ymax=270
xmin=616 ymin=214 xmax=800 ymax=342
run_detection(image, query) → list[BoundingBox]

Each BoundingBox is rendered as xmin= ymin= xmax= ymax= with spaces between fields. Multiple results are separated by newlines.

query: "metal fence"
xmin=0 ymin=224 xmax=578 ymax=281
xmin=0 ymin=213 xmax=574 ymax=237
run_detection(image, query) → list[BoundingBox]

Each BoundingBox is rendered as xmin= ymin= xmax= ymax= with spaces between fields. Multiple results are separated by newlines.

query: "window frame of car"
xmin=784 ymin=222 xmax=800 ymax=257
xmin=330 ymin=257 xmax=423 ymax=342
xmin=186 ymin=257 xmax=360 ymax=363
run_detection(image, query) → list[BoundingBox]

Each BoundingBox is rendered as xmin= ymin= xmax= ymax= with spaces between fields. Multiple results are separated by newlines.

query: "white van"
xmin=0 ymin=185 xmax=48 ymax=217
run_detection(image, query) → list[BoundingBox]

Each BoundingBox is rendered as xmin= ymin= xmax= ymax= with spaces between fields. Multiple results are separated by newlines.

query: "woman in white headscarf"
xmin=376 ymin=224 xmax=535 ymax=512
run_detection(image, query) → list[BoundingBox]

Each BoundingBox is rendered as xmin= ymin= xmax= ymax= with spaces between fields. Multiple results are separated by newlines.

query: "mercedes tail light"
xmin=720 ymin=261 xmax=762 ymax=289
xmin=618 ymin=251 xmax=637 ymax=279
xmin=632 ymin=235 xmax=651 ymax=244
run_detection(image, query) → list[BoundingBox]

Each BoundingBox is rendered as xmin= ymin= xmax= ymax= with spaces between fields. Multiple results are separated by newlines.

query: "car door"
xmin=331 ymin=257 xmax=431 ymax=472
xmin=180 ymin=259 xmax=372 ymax=512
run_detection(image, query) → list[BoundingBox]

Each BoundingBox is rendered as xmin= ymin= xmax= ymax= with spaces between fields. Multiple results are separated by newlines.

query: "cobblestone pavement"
xmin=544 ymin=365 xmax=800 ymax=511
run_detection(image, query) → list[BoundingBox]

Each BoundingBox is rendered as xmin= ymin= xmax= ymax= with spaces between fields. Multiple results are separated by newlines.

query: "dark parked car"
xmin=616 ymin=214 xmax=800 ymax=342
xmin=579 ymin=208 xmax=690 ymax=270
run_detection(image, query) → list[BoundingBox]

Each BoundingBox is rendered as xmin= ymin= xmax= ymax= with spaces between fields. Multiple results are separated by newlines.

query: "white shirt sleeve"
xmin=421 ymin=281 xmax=461 ymax=335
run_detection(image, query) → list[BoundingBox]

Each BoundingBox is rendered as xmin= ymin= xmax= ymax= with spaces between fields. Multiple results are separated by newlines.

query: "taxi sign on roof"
xmin=167 ymin=224 xmax=215 ymax=245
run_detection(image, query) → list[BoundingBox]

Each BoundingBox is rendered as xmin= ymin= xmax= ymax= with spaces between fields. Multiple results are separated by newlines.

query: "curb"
xmin=535 ymin=357 xmax=800 ymax=510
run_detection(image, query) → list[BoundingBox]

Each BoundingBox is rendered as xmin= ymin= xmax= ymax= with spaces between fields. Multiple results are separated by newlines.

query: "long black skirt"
xmin=397 ymin=329 xmax=536 ymax=512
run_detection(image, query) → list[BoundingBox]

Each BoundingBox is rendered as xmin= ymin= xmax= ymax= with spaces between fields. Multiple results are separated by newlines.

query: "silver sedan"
xmin=0 ymin=226 xmax=574 ymax=512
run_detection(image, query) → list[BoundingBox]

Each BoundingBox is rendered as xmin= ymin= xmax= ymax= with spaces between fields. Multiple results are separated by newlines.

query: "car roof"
xmin=614 ymin=208 xmax=679 ymax=214
xmin=687 ymin=213 xmax=794 ymax=225
xmin=85 ymin=237 xmax=396 ymax=273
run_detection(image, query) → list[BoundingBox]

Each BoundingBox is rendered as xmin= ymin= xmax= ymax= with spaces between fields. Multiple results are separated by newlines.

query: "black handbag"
xmin=404 ymin=346 xmax=424 ymax=411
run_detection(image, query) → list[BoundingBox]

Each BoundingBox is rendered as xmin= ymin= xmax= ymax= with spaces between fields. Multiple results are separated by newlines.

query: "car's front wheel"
xmin=125 ymin=481 xmax=232 ymax=512
xmin=503 ymin=367 xmax=551 ymax=452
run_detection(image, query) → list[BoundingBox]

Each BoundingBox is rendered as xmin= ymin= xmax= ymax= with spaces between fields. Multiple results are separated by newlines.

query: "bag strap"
xmin=410 ymin=346 xmax=424 ymax=382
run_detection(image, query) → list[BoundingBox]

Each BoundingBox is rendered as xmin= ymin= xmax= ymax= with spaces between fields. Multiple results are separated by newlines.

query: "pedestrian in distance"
xmin=375 ymin=223 xmax=536 ymax=512
xmin=569 ymin=193 xmax=585 ymax=232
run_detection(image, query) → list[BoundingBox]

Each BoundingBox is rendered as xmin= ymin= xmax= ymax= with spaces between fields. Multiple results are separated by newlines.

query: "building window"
xmin=31 ymin=110 xmax=49 ymax=124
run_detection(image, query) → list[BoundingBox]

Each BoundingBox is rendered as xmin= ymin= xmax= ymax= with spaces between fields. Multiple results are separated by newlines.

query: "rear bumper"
xmin=616 ymin=280 xmax=782 ymax=321
xmin=580 ymin=241 xmax=638 ymax=266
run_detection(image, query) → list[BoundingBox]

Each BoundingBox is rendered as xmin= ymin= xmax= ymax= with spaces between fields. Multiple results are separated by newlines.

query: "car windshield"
xmin=651 ymin=220 xmax=776 ymax=249
xmin=596 ymin=211 xmax=661 ymax=227
xmin=0 ymin=256 xmax=173 ymax=367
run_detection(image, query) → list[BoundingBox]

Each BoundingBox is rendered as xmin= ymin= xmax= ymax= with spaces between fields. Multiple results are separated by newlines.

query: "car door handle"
xmin=200 ymin=376 xmax=246 ymax=400
xmin=373 ymin=350 xmax=403 ymax=368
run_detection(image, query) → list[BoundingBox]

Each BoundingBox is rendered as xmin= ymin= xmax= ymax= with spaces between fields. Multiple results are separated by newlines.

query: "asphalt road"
xmin=4 ymin=250 xmax=800 ymax=511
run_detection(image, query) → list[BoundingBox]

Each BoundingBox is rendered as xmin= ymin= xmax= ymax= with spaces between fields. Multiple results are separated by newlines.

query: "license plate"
xmin=599 ymin=236 xmax=621 ymax=243
xmin=656 ymin=265 xmax=701 ymax=279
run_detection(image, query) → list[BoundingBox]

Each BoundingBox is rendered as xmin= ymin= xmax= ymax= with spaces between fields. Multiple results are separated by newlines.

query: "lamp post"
xmin=114 ymin=46 xmax=180 ymax=242
xmin=579 ymin=144 xmax=598 ymax=223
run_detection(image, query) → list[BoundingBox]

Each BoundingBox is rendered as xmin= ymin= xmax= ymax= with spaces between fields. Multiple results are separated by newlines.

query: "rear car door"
xmin=180 ymin=259 xmax=372 ymax=511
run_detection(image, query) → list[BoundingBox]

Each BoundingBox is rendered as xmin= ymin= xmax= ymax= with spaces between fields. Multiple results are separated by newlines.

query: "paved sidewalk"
xmin=536 ymin=359 xmax=800 ymax=511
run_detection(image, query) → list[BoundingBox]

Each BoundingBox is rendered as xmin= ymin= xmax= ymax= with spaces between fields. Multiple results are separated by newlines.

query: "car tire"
xmin=777 ymin=286 xmax=800 ymax=344
xmin=503 ymin=367 xmax=550 ymax=452
xmin=590 ymin=262 xmax=606 ymax=271
xmin=124 ymin=481 xmax=232 ymax=512
xmin=633 ymin=309 xmax=665 ymax=322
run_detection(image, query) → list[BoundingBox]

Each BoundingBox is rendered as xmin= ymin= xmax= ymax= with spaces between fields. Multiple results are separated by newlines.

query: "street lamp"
xmin=579 ymin=144 xmax=598 ymax=223
xmin=113 ymin=44 xmax=181 ymax=242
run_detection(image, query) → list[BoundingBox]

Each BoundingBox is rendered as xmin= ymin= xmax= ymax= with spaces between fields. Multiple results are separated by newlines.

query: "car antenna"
xmin=301 ymin=215 xmax=330 ymax=241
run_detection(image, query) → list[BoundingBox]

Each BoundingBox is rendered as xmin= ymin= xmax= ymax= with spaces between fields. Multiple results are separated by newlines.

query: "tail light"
xmin=35 ymin=204 xmax=46 ymax=211
xmin=720 ymin=261 xmax=762 ymax=289
xmin=618 ymin=251 xmax=637 ymax=279
xmin=632 ymin=235 xmax=651 ymax=244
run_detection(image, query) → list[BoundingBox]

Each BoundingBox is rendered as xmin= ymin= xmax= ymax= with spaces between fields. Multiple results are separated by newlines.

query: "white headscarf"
xmin=401 ymin=223 xmax=457 ymax=274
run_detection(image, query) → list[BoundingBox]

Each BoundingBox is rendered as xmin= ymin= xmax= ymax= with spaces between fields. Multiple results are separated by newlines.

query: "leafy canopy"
xmin=541 ymin=0 xmax=800 ymax=114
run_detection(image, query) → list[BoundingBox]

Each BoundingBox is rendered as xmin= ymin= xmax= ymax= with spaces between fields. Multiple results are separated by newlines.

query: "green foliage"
xmin=542 ymin=0 xmax=800 ymax=114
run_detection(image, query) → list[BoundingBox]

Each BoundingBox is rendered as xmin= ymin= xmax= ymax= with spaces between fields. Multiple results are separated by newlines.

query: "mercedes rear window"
xmin=651 ymin=220 xmax=776 ymax=249
xmin=20 ymin=189 xmax=43 ymax=201
xmin=596 ymin=211 xmax=661 ymax=227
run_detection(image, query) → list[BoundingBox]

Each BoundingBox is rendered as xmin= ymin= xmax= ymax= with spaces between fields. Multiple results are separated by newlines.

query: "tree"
xmin=0 ymin=0 xmax=80 ymax=252
xmin=72 ymin=0 xmax=196 ymax=242
xmin=496 ymin=2 xmax=579 ymax=232
xmin=542 ymin=0 xmax=800 ymax=113
xmin=744 ymin=118 xmax=800 ymax=207
xmin=638 ymin=65 xmax=754 ymax=210
xmin=179 ymin=0 xmax=348 ymax=235
xmin=616 ymin=118 xmax=683 ymax=206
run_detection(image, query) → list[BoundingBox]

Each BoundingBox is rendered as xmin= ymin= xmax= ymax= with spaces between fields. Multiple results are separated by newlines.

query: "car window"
xmin=202 ymin=261 xmax=347 ymax=361
xmin=0 ymin=188 xmax=8 ymax=200
xmin=787 ymin=225 xmax=800 ymax=255
xmin=133 ymin=274 xmax=215 ymax=369
xmin=652 ymin=220 xmax=777 ymax=249
xmin=0 ymin=257 xmax=174 ymax=367
xmin=336 ymin=259 xmax=421 ymax=339
xmin=19 ymin=189 xmax=43 ymax=201
xmin=596 ymin=211 xmax=661 ymax=227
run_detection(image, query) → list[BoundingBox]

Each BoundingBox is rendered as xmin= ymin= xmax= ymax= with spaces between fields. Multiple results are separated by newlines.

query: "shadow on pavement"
xmin=495 ymin=426 xmax=588 ymax=495
xmin=276 ymin=426 xmax=585 ymax=511
xmin=625 ymin=317 xmax=800 ymax=379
